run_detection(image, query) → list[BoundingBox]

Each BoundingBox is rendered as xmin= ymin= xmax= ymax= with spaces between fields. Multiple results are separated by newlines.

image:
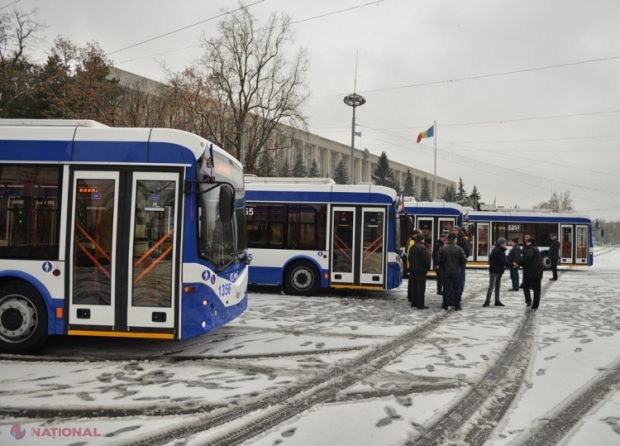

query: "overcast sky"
xmin=11 ymin=0 xmax=620 ymax=221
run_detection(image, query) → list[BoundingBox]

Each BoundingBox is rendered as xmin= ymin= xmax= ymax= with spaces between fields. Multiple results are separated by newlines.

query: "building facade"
xmin=110 ymin=67 xmax=454 ymax=196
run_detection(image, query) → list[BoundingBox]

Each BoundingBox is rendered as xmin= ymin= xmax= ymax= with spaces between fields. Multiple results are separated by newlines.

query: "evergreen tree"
xmin=292 ymin=156 xmax=306 ymax=177
xmin=403 ymin=170 xmax=417 ymax=199
xmin=441 ymin=185 xmax=456 ymax=202
xmin=372 ymin=151 xmax=399 ymax=190
xmin=307 ymin=159 xmax=320 ymax=178
xmin=456 ymin=177 xmax=468 ymax=205
xmin=420 ymin=176 xmax=432 ymax=201
xmin=333 ymin=159 xmax=349 ymax=184
xmin=256 ymin=150 xmax=276 ymax=177
xmin=277 ymin=159 xmax=291 ymax=177
xmin=469 ymin=185 xmax=481 ymax=210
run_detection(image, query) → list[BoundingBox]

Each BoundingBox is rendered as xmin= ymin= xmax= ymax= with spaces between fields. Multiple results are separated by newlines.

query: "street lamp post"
xmin=343 ymin=93 xmax=366 ymax=185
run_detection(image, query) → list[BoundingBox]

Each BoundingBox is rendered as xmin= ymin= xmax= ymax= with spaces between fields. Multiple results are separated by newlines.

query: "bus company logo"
xmin=202 ymin=270 xmax=211 ymax=281
xmin=10 ymin=424 xmax=26 ymax=440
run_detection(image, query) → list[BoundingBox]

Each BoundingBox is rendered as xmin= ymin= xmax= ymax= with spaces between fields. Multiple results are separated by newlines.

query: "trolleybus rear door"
xmin=575 ymin=225 xmax=589 ymax=264
xmin=561 ymin=225 xmax=573 ymax=264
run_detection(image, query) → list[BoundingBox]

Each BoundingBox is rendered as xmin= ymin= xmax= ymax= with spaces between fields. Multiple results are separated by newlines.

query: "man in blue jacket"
xmin=548 ymin=233 xmax=561 ymax=281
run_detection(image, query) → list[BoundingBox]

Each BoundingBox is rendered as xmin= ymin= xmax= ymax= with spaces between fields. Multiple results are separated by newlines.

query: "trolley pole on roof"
xmin=344 ymin=53 xmax=365 ymax=185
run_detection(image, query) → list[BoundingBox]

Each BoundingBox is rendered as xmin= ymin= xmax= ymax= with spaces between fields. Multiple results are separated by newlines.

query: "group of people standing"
xmin=406 ymin=228 xmax=561 ymax=311
xmin=487 ymin=232 xmax=560 ymax=310
xmin=407 ymin=226 xmax=469 ymax=311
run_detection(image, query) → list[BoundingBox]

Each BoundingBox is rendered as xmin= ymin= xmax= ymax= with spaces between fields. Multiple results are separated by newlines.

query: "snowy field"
xmin=0 ymin=247 xmax=619 ymax=446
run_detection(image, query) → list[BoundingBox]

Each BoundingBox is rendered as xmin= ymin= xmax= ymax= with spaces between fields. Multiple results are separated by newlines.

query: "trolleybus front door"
xmin=561 ymin=225 xmax=573 ymax=264
xmin=68 ymin=170 xmax=180 ymax=338
xmin=330 ymin=206 xmax=387 ymax=288
xmin=476 ymin=222 xmax=490 ymax=263
xmin=331 ymin=207 xmax=355 ymax=285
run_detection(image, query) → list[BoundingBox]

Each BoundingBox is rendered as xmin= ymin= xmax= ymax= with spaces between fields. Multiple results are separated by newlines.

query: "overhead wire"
xmin=109 ymin=0 xmax=265 ymax=56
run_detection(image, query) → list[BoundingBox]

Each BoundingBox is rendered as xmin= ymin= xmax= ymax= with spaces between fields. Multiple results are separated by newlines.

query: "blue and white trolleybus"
xmin=0 ymin=119 xmax=248 ymax=353
xmin=245 ymin=177 xmax=404 ymax=295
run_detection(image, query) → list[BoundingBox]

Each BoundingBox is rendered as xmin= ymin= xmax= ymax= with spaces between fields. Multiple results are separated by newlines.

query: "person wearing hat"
xmin=408 ymin=233 xmax=431 ymax=309
xmin=506 ymin=237 xmax=522 ymax=291
xmin=514 ymin=237 xmax=544 ymax=309
xmin=438 ymin=232 xmax=467 ymax=310
xmin=483 ymin=237 xmax=509 ymax=307
xmin=548 ymin=233 xmax=561 ymax=281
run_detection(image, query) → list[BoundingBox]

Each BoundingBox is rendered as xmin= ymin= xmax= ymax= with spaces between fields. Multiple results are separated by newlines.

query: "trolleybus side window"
xmin=246 ymin=204 xmax=285 ymax=249
xmin=0 ymin=165 xmax=61 ymax=260
xmin=287 ymin=204 xmax=327 ymax=250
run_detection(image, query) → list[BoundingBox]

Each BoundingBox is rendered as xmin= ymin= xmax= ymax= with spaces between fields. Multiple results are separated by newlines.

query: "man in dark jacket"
xmin=408 ymin=234 xmax=431 ymax=309
xmin=432 ymin=234 xmax=446 ymax=295
xmin=451 ymin=226 xmax=470 ymax=286
xmin=439 ymin=233 xmax=467 ymax=310
xmin=548 ymin=233 xmax=561 ymax=281
xmin=507 ymin=237 xmax=522 ymax=291
xmin=514 ymin=238 xmax=544 ymax=309
xmin=483 ymin=237 xmax=509 ymax=307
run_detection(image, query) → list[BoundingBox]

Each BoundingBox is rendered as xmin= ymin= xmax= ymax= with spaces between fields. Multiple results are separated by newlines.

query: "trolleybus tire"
xmin=284 ymin=260 xmax=320 ymax=296
xmin=541 ymin=255 xmax=552 ymax=271
xmin=0 ymin=281 xmax=49 ymax=353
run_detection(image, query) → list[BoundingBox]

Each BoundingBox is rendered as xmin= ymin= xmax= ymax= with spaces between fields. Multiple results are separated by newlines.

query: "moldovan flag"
xmin=416 ymin=125 xmax=434 ymax=143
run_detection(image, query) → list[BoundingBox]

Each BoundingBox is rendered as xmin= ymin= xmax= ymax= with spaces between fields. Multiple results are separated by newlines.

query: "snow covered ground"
xmin=1 ymin=248 xmax=619 ymax=446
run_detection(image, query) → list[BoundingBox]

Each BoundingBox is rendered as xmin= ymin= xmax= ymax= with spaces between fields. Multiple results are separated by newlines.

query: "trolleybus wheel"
xmin=284 ymin=260 xmax=320 ymax=296
xmin=541 ymin=255 xmax=552 ymax=271
xmin=0 ymin=282 xmax=48 ymax=353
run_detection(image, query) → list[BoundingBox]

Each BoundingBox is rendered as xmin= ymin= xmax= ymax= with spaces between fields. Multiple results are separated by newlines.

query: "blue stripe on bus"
xmin=467 ymin=215 xmax=591 ymax=224
xmin=246 ymin=190 xmax=393 ymax=205
xmin=0 ymin=140 xmax=198 ymax=165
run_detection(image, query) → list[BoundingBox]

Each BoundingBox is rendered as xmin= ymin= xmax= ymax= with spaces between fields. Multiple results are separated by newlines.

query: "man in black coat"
xmin=450 ymin=225 xmax=470 ymax=288
xmin=514 ymin=238 xmax=544 ymax=309
xmin=408 ymin=234 xmax=431 ymax=309
xmin=483 ymin=237 xmax=508 ymax=307
xmin=507 ymin=237 xmax=522 ymax=291
xmin=548 ymin=233 xmax=561 ymax=281
xmin=439 ymin=233 xmax=467 ymax=310
xmin=432 ymin=234 xmax=446 ymax=294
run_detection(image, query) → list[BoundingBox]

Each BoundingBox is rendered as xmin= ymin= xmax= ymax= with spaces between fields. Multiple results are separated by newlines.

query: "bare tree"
xmin=0 ymin=8 xmax=44 ymax=117
xmin=534 ymin=190 xmax=574 ymax=212
xmin=168 ymin=3 xmax=310 ymax=172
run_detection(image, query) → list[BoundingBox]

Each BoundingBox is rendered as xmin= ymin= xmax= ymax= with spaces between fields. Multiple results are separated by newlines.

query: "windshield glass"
xmin=197 ymin=148 xmax=246 ymax=270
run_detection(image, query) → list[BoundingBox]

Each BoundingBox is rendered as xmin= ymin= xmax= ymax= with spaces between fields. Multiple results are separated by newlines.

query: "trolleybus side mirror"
xmin=219 ymin=184 xmax=235 ymax=224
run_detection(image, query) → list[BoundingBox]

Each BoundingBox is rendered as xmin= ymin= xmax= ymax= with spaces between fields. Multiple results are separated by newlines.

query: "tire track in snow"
xmin=511 ymin=361 xmax=620 ymax=446
xmin=116 ymin=283 xmax=490 ymax=446
xmin=405 ymin=279 xmax=560 ymax=446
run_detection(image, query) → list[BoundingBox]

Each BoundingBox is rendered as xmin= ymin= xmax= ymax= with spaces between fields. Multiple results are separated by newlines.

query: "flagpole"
xmin=433 ymin=120 xmax=437 ymax=200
